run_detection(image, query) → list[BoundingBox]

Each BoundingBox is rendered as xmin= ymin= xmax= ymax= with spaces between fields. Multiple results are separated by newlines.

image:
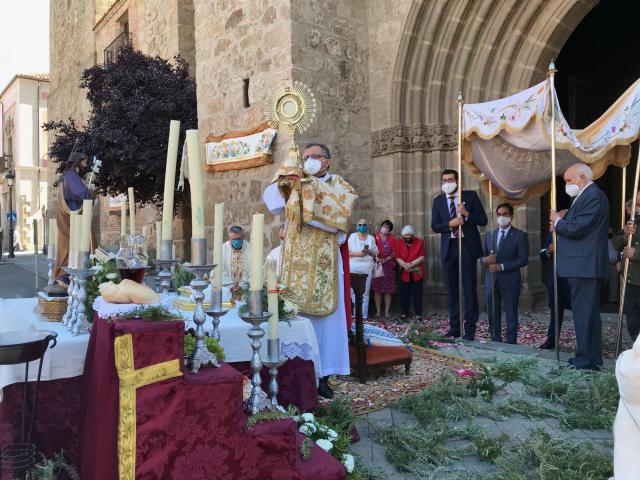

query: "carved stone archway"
xmin=373 ymin=0 xmax=598 ymax=308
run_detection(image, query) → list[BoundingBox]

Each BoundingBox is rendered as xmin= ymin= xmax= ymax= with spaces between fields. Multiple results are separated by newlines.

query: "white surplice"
xmin=263 ymin=175 xmax=350 ymax=377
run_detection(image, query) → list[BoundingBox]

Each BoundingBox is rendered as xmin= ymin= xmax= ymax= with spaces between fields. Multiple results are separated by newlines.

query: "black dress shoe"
xmin=538 ymin=339 xmax=555 ymax=350
xmin=444 ymin=330 xmax=460 ymax=338
xmin=318 ymin=377 xmax=334 ymax=399
xmin=463 ymin=334 xmax=475 ymax=341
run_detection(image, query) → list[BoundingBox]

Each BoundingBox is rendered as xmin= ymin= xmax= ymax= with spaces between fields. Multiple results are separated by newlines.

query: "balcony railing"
xmin=104 ymin=31 xmax=132 ymax=64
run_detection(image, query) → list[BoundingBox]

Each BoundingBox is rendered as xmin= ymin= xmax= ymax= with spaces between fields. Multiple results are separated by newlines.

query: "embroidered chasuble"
xmin=268 ymin=160 xmax=357 ymax=316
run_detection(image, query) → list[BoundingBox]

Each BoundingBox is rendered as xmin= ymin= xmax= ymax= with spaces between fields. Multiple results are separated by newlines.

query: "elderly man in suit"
xmin=481 ymin=203 xmax=529 ymax=344
xmin=431 ymin=169 xmax=488 ymax=340
xmin=550 ymin=162 xmax=609 ymax=370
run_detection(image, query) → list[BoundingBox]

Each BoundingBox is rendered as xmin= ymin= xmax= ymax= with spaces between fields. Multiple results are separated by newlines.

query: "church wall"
xmin=193 ymin=0 xmax=293 ymax=256
xmin=290 ymin=0 xmax=372 ymax=226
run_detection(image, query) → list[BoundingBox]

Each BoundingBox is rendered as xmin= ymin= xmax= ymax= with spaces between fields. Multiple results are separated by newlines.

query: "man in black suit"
xmin=550 ymin=162 xmax=609 ymax=370
xmin=481 ymin=203 xmax=529 ymax=344
xmin=431 ymin=169 xmax=488 ymax=340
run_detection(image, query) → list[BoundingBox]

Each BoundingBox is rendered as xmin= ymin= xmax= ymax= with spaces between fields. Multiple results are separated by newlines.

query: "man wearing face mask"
xmin=481 ymin=203 xmax=529 ymax=344
xmin=221 ymin=225 xmax=252 ymax=300
xmin=431 ymin=169 xmax=488 ymax=340
xmin=263 ymin=142 xmax=357 ymax=399
xmin=550 ymin=162 xmax=609 ymax=370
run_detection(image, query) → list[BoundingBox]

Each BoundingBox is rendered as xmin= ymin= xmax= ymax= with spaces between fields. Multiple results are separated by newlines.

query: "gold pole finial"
xmin=548 ymin=61 xmax=557 ymax=76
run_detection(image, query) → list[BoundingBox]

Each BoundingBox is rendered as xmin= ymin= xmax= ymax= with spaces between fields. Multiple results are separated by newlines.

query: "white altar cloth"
xmin=0 ymin=298 xmax=89 ymax=390
xmin=0 ymin=295 xmax=322 ymax=392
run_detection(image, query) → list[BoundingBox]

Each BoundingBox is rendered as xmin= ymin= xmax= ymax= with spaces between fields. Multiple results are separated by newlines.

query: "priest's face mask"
xmin=302 ymin=146 xmax=331 ymax=177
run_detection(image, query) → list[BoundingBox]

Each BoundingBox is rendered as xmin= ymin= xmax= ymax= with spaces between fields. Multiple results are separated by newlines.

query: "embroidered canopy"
xmin=461 ymin=77 xmax=640 ymax=203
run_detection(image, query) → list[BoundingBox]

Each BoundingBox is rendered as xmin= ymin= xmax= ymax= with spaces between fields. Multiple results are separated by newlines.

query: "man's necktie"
xmin=449 ymin=197 xmax=458 ymax=237
xmin=498 ymin=230 xmax=506 ymax=251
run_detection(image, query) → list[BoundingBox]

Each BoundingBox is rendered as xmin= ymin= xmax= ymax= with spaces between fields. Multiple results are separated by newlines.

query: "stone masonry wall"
xmin=193 ymin=0 xmax=293 ymax=256
xmin=291 ymin=0 xmax=372 ymax=228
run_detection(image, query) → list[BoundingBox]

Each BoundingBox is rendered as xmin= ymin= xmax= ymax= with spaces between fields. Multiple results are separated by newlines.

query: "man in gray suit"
xmin=550 ymin=162 xmax=609 ymax=370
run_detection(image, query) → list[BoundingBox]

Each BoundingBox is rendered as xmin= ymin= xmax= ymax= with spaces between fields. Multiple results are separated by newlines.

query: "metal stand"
xmin=240 ymin=290 xmax=273 ymax=414
xmin=263 ymin=346 xmax=285 ymax=408
xmin=153 ymin=259 xmax=177 ymax=295
xmin=205 ymin=288 xmax=228 ymax=341
xmin=183 ymin=264 xmax=220 ymax=373
xmin=70 ymin=266 xmax=94 ymax=336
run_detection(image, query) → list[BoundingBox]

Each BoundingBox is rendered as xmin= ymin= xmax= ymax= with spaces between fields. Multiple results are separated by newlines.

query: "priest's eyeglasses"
xmin=302 ymin=154 xmax=325 ymax=161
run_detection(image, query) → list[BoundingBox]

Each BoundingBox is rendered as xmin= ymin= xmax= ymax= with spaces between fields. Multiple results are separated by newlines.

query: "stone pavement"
xmin=350 ymin=340 xmax=615 ymax=479
xmin=0 ymin=253 xmax=50 ymax=298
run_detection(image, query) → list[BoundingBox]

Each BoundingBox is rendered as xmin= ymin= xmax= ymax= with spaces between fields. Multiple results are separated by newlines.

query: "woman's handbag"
xmin=373 ymin=260 xmax=385 ymax=278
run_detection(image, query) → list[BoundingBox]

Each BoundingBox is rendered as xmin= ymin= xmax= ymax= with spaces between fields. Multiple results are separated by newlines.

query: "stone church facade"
xmin=49 ymin=0 xmax=600 ymax=309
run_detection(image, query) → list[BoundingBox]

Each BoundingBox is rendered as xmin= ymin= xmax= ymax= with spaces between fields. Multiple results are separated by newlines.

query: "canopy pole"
xmin=457 ymin=92 xmax=465 ymax=339
xmin=548 ymin=62 xmax=561 ymax=363
xmin=616 ymin=157 xmax=640 ymax=357
xmin=622 ymin=167 xmax=627 ymax=230
xmin=488 ymin=179 xmax=495 ymax=339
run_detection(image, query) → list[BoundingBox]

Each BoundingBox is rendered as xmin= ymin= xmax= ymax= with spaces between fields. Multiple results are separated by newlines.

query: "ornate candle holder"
xmin=70 ymin=266 xmax=95 ymax=336
xmin=240 ymin=290 xmax=274 ymax=414
xmin=205 ymin=288 xmax=228 ymax=341
xmin=262 ymin=354 xmax=285 ymax=408
xmin=153 ymin=259 xmax=177 ymax=295
xmin=183 ymin=264 xmax=220 ymax=374
xmin=60 ymin=267 xmax=77 ymax=327
xmin=68 ymin=253 xmax=94 ymax=336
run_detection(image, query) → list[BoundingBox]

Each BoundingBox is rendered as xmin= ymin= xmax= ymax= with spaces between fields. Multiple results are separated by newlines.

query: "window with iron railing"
xmin=103 ymin=31 xmax=132 ymax=64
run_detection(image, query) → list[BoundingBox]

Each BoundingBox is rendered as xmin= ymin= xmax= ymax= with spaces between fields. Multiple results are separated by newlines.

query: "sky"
xmin=0 ymin=0 xmax=50 ymax=93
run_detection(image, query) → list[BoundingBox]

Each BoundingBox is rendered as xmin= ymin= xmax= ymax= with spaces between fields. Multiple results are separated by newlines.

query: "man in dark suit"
xmin=431 ymin=169 xmax=488 ymax=340
xmin=550 ymin=162 xmax=609 ymax=370
xmin=481 ymin=203 xmax=529 ymax=344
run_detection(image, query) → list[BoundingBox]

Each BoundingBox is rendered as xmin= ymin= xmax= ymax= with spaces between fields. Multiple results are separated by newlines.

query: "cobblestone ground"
xmin=351 ymin=339 xmax=615 ymax=479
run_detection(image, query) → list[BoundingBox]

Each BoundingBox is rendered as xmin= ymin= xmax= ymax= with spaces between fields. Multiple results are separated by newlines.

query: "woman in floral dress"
xmin=372 ymin=219 xmax=397 ymax=317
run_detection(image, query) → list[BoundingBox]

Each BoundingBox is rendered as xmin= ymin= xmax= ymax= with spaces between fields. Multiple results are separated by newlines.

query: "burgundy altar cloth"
xmin=78 ymin=315 xmax=344 ymax=480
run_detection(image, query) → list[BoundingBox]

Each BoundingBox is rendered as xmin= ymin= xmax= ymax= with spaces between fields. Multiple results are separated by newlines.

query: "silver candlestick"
xmin=183 ymin=264 xmax=220 ymax=374
xmin=240 ymin=290 xmax=274 ymax=414
xmin=262 ymin=354 xmax=285 ymax=408
xmin=205 ymin=288 xmax=228 ymax=341
xmin=153 ymin=259 xmax=177 ymax=295
xmin=71 ymin=266 xmax=94 ymax=335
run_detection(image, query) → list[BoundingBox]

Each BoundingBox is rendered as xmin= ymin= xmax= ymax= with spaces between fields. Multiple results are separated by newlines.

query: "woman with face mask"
xmin=395 ymin=225 xmax=426 ymax=320
xmin=372 ymin=220 xmax=397 ymax=318
xmin=348 ymin=219 xmax=378 ymax=320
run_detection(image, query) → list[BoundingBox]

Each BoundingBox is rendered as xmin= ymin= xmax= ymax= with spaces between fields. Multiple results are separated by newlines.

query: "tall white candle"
xmin=186 ymin=130 xmax=205 ymax=239
xmin=69 ymin=211 xmax=78 ymax=253
xmin=79 ymin=200 xmax=93 ymax=253
xmin=48 ymin=219 xmax=57 ymax=247
xmin=171 ymin=244 xmax=176 ymax=260
xmin=266 ymin=255 xmax=279 ymax=340
xmin=128 ymin=187 xmax=136 ymax=235
xmin=155 ymin=221 xmax=162 ymax=258
xmin=120 ymin=197 xmax=127 ymax=237
xmin=249 ymin=213 xmax=264 ymax=291
xmin=212 ymin=203 xmax=224 ymax=290
xmin=162 ymin=120 xmax=180 ymax=240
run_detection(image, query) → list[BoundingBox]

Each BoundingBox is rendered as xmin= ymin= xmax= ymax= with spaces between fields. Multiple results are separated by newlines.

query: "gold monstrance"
xmin=264 ymin=81 xmax=317 ymax=165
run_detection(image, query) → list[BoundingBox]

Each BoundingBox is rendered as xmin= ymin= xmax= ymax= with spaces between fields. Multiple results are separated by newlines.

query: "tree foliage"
xmin=45 ymin=46 xmax=198 ymax=206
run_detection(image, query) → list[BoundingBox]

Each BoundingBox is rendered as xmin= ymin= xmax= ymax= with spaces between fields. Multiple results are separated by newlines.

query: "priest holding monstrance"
xmin=263 ymin=142 xmax=357 ymax=399
xmin=52 ymin=152 xmax=96 ymax=287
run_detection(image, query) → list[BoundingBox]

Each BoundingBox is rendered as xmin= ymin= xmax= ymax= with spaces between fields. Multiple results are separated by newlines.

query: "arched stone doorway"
xmin=374 ymin=0 xmax=600 ymax=309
